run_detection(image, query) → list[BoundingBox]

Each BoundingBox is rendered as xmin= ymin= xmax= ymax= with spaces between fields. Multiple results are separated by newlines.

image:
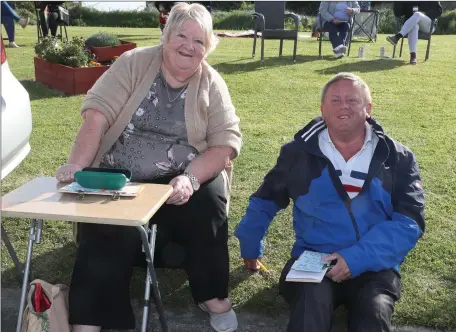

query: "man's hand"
xmin=166 ymin=175 xmax=194 ymax=205
xmin=323 ymin=253 xmax=351 ymax=283
xmin=345 ymin=7 xmax=353 ymax=14
xmin=332 ymin=18 xmax=342 ymax=24
xmin=243 ymin=258 xmax=261 ymax=272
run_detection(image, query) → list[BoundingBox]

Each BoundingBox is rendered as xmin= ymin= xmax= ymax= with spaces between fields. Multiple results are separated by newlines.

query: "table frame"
xmin=13 ymin=219 xmax=168 ymax=332
xmin=2 ymin=177 xmax=171 ymax=332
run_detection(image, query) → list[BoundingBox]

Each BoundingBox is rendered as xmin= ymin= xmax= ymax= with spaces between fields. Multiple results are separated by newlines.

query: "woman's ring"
xmin=180 ymin=196 xmax=184 ymax=201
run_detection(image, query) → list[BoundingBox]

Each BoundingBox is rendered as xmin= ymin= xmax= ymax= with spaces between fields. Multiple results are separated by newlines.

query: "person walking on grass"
xmin=1 ymin=1 xmax=29 ymax=48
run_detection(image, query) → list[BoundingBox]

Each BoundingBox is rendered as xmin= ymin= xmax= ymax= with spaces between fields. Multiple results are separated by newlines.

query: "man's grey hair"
xmin=321 ymin=72 xmax=372 ymax=104
xmin=160 ymin=2 xmax=219 ymax=56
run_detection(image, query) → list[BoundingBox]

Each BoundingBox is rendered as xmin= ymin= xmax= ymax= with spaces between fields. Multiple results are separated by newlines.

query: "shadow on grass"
xmin=316 ymin=58 xmax=406 ymax=74
xmin=20 ymin=79 xmax=66 ymax=101
xmin=213 ymin=55 xmax=322 ymax=74
xmin=1 ymin=240 xmax=253 ymax=310
xmin=1 ymin=242 xmax=77 ymax=288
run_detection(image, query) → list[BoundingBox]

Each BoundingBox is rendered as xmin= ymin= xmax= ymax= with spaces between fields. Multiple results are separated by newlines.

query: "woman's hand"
xmin=56 ymin=164 xmax=84 ymax=183
xmin=166 ymin=175 xmax=194 ymax=205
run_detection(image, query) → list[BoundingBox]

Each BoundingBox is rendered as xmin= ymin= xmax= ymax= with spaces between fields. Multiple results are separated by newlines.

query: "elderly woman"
xmin=56 ymin=3 xmax=241 ymax=332
xmin=318 ymin=1 xmax=360 ymax=58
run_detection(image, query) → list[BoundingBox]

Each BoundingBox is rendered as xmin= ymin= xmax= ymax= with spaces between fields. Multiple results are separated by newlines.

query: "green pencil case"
xmin=74 ymin=168 xmax=132 ymax=190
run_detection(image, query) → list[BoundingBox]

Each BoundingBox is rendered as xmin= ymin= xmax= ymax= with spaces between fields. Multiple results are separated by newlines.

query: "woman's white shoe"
xmin=198 ymin=303 xmax=238 ymax=332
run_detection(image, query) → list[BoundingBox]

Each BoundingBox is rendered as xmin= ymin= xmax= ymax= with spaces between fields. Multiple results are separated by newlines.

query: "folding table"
xmin=1 ymin=176 xmax=173 ymax=332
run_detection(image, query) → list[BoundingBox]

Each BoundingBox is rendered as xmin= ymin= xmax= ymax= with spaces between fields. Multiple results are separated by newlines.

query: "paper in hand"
xmin=291 ymin=251 xmax=330 ymax=273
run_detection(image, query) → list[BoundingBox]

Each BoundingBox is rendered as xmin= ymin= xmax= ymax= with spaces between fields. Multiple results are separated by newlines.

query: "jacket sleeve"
xmin=234 ymin=143 xmax=294 ymax=259
xmin=423 ymin=1 xmax=442 ymax=20
xmin=81 ymin=50 xmax=134 ymax=126
xmin=319 ymin=2 xmax=334 ymax=23
xmin=338 ymin=152 xmax=425 ymax=277
xmin=207 ymin=73 xmax=242 ymax=159
xmin=350 ymin=1 xmax=360 ymax=14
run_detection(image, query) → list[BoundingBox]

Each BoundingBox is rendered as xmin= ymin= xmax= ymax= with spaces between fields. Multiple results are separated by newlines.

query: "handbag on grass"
xmin=21 ymin=279 xmax=71 ymax=332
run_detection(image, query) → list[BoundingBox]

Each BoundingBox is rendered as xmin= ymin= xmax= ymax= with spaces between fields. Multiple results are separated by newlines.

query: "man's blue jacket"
xmin=234 ymin=117 xmax=425 ymax=277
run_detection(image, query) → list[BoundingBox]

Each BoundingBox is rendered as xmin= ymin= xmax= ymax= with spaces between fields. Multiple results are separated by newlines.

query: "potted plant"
xmin=85 ymin=32 xmax=136 ymax=62
xmin=34 ymin=36 xmax=112 ymax=95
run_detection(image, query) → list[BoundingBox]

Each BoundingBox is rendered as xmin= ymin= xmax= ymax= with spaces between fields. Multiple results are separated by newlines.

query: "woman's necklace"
xmin=162 ymin=72 xmax=188 ymax=103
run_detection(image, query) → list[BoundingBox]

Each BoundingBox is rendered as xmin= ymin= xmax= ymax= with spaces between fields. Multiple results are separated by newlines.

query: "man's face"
xmin=320 ymin=80 xmax=372 ymax=137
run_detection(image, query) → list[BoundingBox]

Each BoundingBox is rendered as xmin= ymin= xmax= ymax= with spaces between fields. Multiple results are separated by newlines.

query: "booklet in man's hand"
xmin=285 ymin=251 xmax=330 ymax=283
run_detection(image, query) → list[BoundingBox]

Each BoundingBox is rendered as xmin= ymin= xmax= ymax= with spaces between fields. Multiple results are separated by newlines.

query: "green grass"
xmin=2 ymin=26 xmax=456 ymax=329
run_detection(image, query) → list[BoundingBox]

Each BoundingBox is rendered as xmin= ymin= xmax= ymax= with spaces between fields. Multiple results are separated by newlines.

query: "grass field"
xmin=1 ymin=26 xmax=456 ymax=329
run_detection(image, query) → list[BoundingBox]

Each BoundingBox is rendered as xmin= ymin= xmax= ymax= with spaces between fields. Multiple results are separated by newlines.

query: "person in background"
xmin=1 ymin=1 xmax=29 ymax=48
xmin=235 ymin=72 xmax=425 ymax=332
xmin=154 ymin=1 xmax=177 ymax=31
xmin=56 ymin=3 xmax=241 ymax=332
xmin=386 ymin=1 xmax=442 ymax=65
xmin=35 ymin=1 xmax=64 ymax=39
xmin=318 ymin=1 xmax=360 ymax=58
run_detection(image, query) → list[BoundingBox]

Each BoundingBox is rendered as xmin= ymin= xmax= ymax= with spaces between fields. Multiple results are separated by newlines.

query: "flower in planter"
xmin=35 ymin=36 xmax=90 ymax=68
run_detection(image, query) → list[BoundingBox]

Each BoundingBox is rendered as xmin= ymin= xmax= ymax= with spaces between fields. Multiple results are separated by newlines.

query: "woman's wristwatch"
xmin=183 ymin=171 xmax=200 ymax=191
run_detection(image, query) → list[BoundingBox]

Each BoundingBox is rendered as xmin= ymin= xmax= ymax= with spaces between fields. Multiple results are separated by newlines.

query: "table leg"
xmin=137 ymin=225 xmax=168 ymax=332
xmin=16 ymin=219 xmax=42 ymax=332
xmin=1 ymin=224 xmax=25 ymax=280
xmin=140 ymin=224 xmax=158 ymax=332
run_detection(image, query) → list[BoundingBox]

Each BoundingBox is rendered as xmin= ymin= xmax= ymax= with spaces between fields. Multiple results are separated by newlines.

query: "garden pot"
xmin=89 ymin=40 xmax=137 ymax=62
xmin=34 ymin=57 xmax=110 ymax=95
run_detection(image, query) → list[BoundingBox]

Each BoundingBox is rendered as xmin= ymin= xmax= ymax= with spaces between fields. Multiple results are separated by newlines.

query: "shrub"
xmin=378 ymin=8 xmax=396 ymax=34
xmin=69 ymin=6 xmax=159 ymax=28
xmin=212 ymin=10 xmax=253 ymax=30
xmin=85 ymin=32 xmax=121 ymax=47
xmin=34 ymin=36 xmax=90 ymax=68
xmin=436 ymin=9 xmax=456 ymax=34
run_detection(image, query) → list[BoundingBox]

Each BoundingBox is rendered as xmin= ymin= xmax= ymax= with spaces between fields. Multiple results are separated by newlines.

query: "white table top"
xmin=1 ymin=177 xmax=173 ymax=226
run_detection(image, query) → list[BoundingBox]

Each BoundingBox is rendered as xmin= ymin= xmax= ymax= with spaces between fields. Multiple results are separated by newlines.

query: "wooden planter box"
xmin=89 ymin=40 xmax=137 ymax=62
xmin=34 ymin=57 xmax=110 ymax=95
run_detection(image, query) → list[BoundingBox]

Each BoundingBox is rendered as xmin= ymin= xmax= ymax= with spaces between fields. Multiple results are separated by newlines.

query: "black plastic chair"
xmin=317 ymin=14 xmax=354 ymax=59
xmin=252 ymin=1 xmax=300 ymax=64
xmin=393 ymin=17 xmax=437 ymax=61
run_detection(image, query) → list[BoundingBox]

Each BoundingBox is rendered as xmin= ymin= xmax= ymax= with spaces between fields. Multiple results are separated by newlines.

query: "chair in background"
xmin=392 ymin=17 xmax=437 ymax=61
xmin=317 ymin=13 xmax=354 ymax=59
xmin=351 ymin=9 xmax=379 ymax=42
xmin=35 ymin=2 xmax=69 ymax=43
xmin=252 ymin=1 xmax=300 ymax=64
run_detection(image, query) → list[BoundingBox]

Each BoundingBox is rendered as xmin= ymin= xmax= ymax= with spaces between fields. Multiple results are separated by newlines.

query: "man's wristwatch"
xmin=183 ymin=171 xmax=200 ymax=191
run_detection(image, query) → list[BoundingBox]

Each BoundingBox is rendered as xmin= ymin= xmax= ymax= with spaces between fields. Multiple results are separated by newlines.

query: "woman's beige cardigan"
xmin=81 ymin=45 xmax=242 ymax=202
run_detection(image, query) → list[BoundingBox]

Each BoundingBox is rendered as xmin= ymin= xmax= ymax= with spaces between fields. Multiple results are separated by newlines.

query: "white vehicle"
xmin=1 ymin=39 xmax=32 ymax=180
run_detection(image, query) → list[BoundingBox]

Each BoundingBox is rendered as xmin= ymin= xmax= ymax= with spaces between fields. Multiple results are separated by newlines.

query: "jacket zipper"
xmin=324 ymin=159 xmax=361 ymax=241
xmin=344 ymin=199 xmax=360 ymax=241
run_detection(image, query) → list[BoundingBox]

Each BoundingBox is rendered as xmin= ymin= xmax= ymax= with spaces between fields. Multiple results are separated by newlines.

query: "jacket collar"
xmin=294 ymin=116 xmax=389 ymax=159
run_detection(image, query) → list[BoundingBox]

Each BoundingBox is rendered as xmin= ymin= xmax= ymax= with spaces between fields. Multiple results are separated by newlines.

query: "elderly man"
xmin=234 ymin=72 xmax=425 ymax=332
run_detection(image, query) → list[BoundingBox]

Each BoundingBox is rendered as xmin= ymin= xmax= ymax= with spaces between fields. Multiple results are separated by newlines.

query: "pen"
xmin=257 ymin=260 xmax=270 ymax=273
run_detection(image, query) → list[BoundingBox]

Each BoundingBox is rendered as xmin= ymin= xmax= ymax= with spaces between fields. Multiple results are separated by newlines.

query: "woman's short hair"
xmin=161 ymin=2 xmax=219 ymax=55
xmin=321 ymin=72 xmax=372 ymax=105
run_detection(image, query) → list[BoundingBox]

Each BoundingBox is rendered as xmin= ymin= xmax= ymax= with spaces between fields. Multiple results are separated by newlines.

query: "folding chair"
xmin=350 ymin=9 xmax=379 ymax=42
xmin=393 ymin=17 xmax=437 ymax=61
xmin=252 ymin=1 xmax=300 ymax=64
xmin=317 ymin=14 xmax=354 ymax=59
xmin=35 ymin=4 xmax=68 ymax=43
